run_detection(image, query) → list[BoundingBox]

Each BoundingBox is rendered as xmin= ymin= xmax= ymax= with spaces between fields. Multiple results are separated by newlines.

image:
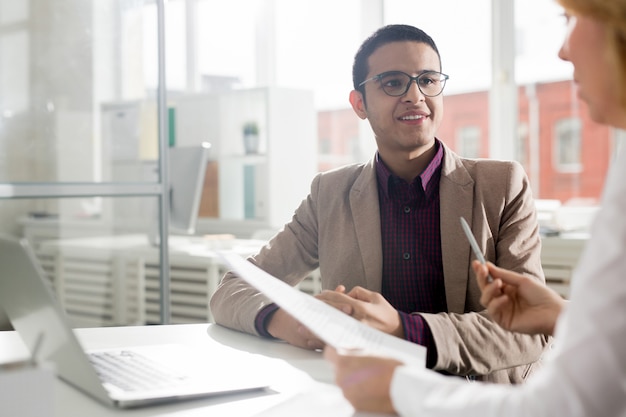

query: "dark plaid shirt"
xmin=256 ymin=141 xmax=447 ymax=360
xmin=375 ymin=140 xmax=446 ymax=354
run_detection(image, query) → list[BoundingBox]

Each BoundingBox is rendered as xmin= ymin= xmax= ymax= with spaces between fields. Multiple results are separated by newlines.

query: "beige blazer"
xmin=210 ymin=144 xmax=550 ymax=384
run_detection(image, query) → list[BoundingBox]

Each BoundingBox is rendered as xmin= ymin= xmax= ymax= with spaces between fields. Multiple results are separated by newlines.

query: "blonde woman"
xmin=325 ymin=1 xmax=626 ymax=416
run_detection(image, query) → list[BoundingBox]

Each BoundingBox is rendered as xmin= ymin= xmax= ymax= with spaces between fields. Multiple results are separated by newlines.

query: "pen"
xmin=460 ymin=217 xmax=493 ymax=283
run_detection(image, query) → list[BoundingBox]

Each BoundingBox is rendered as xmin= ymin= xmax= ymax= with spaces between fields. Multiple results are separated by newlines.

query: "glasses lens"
xmin=377 ymin=71 xmax=447 ymax=97
xmin=379 ymin=72 xmax=411 ymax=96
xmin=418 ymin=72 xmax=446 ymax=96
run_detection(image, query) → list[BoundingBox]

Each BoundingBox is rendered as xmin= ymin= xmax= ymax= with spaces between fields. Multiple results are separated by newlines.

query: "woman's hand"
xmin=324 ymin=346 xmax=401 ymax=414
xmin=474 ymin=261 xmax=565 ymax=336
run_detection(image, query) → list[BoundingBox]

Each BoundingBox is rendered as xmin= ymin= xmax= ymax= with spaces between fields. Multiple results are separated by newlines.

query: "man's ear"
xmin=349 ymin=90 xmax=368 ymax=120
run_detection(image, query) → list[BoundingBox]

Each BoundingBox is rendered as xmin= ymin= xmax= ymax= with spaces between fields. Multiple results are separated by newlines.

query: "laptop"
xmin=0 ymin=235 xmax=270 ymax=408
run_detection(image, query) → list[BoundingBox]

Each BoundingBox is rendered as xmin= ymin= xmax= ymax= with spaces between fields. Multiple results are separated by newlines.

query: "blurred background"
xmin=0 ymin=0 xmax=604 ymax=328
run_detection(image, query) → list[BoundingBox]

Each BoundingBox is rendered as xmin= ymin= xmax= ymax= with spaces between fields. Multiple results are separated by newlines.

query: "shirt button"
xmin=404 ymin=206 xmax=411 ymax=213
xmin=403 ymin=252 xmax=411 ymax=260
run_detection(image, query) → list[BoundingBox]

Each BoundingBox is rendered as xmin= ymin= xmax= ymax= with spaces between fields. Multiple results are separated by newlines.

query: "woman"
xmin=324 ymin=0 xmax=626 ymax=416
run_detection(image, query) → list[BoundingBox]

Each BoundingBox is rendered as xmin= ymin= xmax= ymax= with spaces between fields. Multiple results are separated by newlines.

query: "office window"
xmin=457 ymin=126 xmax=482 ymax=158
xmin=554 ymin=118 xmax=582 ymax=173
xmin=515 ymin=1 xmax=570 ymax=85
xmin=385 ymin=0 xmax=491 ymax=95
xmin=612 ymin=128 xmax=626 ymax=158
xmin=319 ymin=138 xmax=332 ymax=155
xmin=516 ymin=122 xmax=529 ymax=166
xmin=514 ymin=0 xmax=610 ymax=207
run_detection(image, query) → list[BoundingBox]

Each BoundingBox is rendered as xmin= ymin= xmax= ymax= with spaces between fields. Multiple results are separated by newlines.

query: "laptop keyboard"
xmin=88 ymin=350 xmax=190 ymax=392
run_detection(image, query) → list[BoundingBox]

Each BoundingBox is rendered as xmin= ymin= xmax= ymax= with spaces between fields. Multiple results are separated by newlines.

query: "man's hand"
xmin=266 ymin=308 xmax=325 ymax=350
xmin=474 ymin=260 xmax=566 ymax=336
xmin=316 ymin=285 xmax=404 ymax=338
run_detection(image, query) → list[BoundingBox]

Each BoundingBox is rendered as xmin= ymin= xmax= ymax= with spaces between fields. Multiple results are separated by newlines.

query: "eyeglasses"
xmin=358 ymin=70 xmax=449 ymax=97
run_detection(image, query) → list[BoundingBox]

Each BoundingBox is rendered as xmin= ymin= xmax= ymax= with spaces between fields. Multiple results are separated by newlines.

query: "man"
xmin=210 ymin=24 xmax=549 ymax=384
xmin=325 ymin=6 xmax=626 ymax=415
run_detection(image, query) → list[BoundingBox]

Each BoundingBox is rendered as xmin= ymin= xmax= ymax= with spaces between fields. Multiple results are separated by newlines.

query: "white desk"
xmin=0 ymin=323 xmax=384 ymax=416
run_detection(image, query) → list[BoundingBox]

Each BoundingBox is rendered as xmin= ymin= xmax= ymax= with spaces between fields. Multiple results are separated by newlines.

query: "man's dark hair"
xmin=352 ymin=24 xmax=441 ymax=94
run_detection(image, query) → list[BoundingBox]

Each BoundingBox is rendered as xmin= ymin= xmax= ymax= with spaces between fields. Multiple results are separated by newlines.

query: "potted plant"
xmin=242 ymin=121 xmax=260 ymax=154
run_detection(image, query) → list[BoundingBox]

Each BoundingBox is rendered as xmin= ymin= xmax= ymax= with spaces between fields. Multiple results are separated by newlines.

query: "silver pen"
xmin=460 ymin=217 xmax=493 ymax=283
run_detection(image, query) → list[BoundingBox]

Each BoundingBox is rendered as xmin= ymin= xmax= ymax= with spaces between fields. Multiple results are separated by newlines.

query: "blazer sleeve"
xmin=421 ymin=160 xmax=551 ymax=381
xmin=209 ymin=174 xmax=323 ymax=336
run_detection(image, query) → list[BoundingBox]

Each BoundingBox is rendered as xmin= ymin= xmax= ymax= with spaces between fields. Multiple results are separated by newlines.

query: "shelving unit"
xmin=98 ymin=87 xmax=317 ymax=238
xmin=173 ymin=86 xmax=317 ymax=236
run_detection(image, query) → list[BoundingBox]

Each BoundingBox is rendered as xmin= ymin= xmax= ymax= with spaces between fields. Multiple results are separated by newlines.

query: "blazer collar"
xmin=350 ymin=159 xmax=384 ymax=292
xmin=439 ymin=144 xmax=475 ymax=313
xmin=348 ymin=147 xmax=476 ymax=311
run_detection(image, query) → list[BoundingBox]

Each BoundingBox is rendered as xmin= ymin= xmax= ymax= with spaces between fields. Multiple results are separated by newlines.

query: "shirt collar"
xmin=375 ymin=139 xmax=445 ymax=198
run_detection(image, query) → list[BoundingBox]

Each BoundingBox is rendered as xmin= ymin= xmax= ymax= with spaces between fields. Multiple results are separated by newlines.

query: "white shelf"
xmin=173 ymin=87 xmax=317 ymax=232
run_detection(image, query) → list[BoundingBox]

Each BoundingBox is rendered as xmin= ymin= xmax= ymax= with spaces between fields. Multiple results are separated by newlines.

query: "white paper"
xmin=218 ymin=252 xmax=426 ymax=367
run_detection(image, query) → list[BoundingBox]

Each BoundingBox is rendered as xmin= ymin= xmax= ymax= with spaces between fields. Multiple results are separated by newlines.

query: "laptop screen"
xmin=0 ymin=235 xmax=111 ymax=403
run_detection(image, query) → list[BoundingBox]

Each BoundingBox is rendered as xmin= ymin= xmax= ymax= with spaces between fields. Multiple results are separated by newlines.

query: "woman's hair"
xmin=559 ymin=0 xmax=626 ymax=105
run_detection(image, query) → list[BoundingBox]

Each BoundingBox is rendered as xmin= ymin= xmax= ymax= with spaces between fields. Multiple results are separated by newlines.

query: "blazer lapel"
xmin=439 ymin=146 xmax=475 ymax=314
xmin=348 ymin=151 xmax=476 ymax=309
xmin=350 ymin=160 xmax=384 ymax=292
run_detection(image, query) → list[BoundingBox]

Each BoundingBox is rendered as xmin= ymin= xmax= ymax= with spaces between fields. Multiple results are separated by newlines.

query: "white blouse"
xmin=390 ymin=147 xmax=626 ymax=417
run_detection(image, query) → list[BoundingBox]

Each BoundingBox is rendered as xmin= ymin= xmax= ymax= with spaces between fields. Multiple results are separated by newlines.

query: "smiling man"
xmin=210 ymin=24 xmax=549 ymax=384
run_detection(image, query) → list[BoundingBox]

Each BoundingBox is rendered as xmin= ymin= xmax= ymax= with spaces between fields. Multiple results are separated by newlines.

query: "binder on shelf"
xmin=243 ymin=164 xmax=256 ymax=219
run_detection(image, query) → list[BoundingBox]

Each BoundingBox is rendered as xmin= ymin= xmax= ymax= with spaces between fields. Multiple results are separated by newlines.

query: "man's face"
xmin=350 ymin=41 xmax=444 ymax=157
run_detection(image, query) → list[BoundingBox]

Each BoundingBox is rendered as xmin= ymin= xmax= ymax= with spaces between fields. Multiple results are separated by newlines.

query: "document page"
xmin=218 ymin=252 xmax=426 ymax=367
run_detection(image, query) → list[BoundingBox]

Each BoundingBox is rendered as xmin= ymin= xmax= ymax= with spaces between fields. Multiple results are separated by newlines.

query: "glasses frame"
xmin=358 ymin=70 xmax=449 ymax=97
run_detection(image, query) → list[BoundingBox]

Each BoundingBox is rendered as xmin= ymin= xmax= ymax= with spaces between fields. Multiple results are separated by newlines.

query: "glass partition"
xmin=0 ymin=0 xmax=159 ymax=185
xmin=0 ymin=0 xmax=173 ymax=325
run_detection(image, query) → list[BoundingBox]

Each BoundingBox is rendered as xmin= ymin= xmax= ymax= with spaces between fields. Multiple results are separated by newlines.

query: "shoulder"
xmin=441 ymin=143 xmax=527 ymax=184
xmin=456 ymin=154 xmax=524 ymax=175
xmin=317 ymin=161 xmax=370 ymax=178
xmin=466 ymin=158 xmax=526 ymax=181
xmin=465 ymin=159 xmax=533 ymax=208
xmin=441 ymin=149 xmax=531 ymax=204
xmin=448 ymin=152 xmax=527 ymax=185
xmin=312 ymin=161 xmax=374 ymax=190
